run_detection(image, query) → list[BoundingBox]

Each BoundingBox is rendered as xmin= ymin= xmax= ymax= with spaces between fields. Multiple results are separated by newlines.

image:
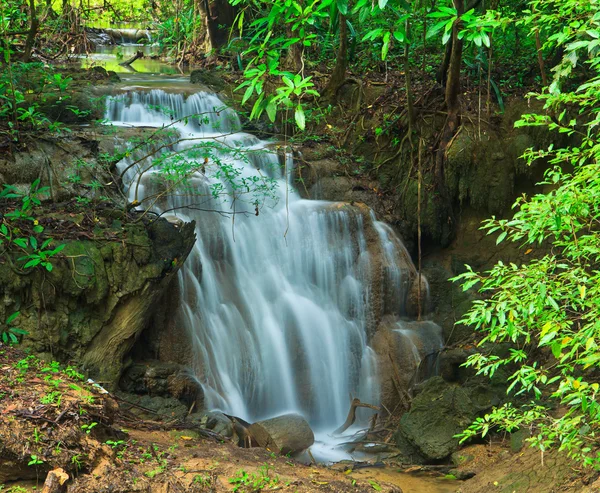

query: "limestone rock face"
xmin=248 ymin=414 xmax=315 ymax=455
xmin=0 ymin=218 xmax=196 ymax=388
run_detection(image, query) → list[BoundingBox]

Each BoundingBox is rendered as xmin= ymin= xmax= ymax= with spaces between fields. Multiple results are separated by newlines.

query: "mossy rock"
xmin=190 ymin=69 xmax=226 ymax=90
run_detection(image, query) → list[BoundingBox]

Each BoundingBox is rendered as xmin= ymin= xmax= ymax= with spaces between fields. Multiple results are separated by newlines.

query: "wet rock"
xmin=248 ymin=413 xmax=314 ymax=455
xmin=372 ymin=318 xmax=444 ymax=413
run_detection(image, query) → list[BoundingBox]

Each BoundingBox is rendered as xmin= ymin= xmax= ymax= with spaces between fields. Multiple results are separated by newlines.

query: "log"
xmin=42 ymin=468 xmax=69 ymax=493
xmin=334 ymin=398 xmax=380 ymax=435
xmin=248 ymin=413 xmax=314 ymax=455
xmin=119 ymin=50 xmax=144 ymax=66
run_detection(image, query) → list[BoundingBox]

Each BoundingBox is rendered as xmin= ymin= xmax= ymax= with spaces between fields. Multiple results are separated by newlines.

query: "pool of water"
xmin=350 ymin=467 xmax=458 ymax=493
xmin=76 ymin=45 xmax=187 ymax=75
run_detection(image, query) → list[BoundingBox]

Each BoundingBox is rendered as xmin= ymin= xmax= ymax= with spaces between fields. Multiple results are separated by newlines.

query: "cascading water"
xmin=107 ymin=88 xmax=440 ymax=458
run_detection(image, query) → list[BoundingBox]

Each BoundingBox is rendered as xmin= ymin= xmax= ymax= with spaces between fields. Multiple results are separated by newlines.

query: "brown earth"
xmin=0 ymin=346 xmax=408 ymax=492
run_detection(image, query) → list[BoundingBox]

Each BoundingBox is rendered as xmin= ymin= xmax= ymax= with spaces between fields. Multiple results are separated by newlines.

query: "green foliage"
xmin=0 ymin=58 xmax=74 ymax=140
xmin=0 ymin=179 xmax=65 ymax=273
xmin=27 ymin=454 xmax=43 ymax=466
xmin=228 ymin=465 xmax=279 ymax=492
xmin=453 ymin=0 xmax=600 ymax=468
xmin=81 ymin=422 xmax=98 ymax=434
xmin=0 ymin=312 xmax=27 ymax=345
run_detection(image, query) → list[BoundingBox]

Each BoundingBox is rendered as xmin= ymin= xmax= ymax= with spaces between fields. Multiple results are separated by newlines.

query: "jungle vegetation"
xmin=1 ymin=0 xmax=600 ymax=470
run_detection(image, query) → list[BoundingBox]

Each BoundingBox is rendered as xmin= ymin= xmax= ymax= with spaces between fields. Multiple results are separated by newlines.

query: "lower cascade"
xmin=108 ymin=88 xmax=442 ymax=456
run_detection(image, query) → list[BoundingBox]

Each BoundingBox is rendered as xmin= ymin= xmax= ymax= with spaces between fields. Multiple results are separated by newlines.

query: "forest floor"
xmin=2 ymin=346 xmax=599 ymax=493
xmin=0 ymin=346 xmax=439 ymax=493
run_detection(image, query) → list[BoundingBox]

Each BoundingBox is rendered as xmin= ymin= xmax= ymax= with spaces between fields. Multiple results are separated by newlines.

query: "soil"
xmin=454 ymin=443 xmax=600 ymax=493
xmin=0 ymin=346 xmax=438 ymax=493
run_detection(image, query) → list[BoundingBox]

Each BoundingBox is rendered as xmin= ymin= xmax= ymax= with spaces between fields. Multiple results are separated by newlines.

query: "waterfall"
xmin=107 ymin=89 xmax=437 ymax=438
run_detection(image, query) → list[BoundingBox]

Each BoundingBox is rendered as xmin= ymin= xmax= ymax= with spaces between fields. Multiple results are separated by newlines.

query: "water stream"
xmin=102 ymin=58 xmax=443 ymax=466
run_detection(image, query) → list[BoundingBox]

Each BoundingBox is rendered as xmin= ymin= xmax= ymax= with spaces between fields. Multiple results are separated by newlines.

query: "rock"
xmin=121 ymin=393 xmax=189 ymax=419
xmin=188 ymin=411 xmax=234 ymax=438
xmin=0 ymin=217 xmax=196 ymax=388
xmin=448 ymin=468 xmax=476 ymax=480
xmin=190 ymin=69 xmax=225 ymax=90
xmin=438 ymin=348 xmax=473 ymax=382
xmin=120 ymin=361 xmax=203 ymax=408
xmin=510 ymin=428 xmax=531 ymax=453
xmin=395 ymin=375 xmax=508 ymax=462
xmin=372 ymin=319 xmax=444 ymax=413
xmin=451 ymin=450 xmax=475 ymax=467
xmin=395 ymin=376 xmax=478 ymax=461
xmin=248 ymin=413 xmax=314 ymax=455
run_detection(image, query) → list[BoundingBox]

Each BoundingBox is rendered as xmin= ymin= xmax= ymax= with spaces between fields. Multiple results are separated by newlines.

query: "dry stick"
xmin=334 ymin=398 xmax=380 ymax=435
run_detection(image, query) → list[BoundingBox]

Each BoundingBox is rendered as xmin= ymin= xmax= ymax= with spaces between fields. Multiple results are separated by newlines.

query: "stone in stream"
xmin=248 ymin=413 xmax=314 ymax=455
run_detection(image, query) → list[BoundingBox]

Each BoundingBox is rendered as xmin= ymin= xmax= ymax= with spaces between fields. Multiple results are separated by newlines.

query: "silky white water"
xmin=107 ymin=89 xmax=438 ymax=453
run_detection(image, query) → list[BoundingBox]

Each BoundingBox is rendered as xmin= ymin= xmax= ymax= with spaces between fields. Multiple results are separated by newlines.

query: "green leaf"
xmin=336 ymin=0 xmax=348 ymax=15
xmin=14 ymin=238 xmax=28 ymax=249
xmin=6 ymin=312 xmax=20 ymax=324
xmin=378 ymin=0 xmax=388 ymax=8
xmin=266 ymin=101 xmax=277 ymax=122
xmin=294 ymin=104 xmax=306 ymax=130
xmin=381 ymin=32 xmax=391 ymax=60
xmin=393 ymin=31 xmax=405 ymax=43
xmin=23 ymin=258 xmax=41 ymax=269
xmin=242 ymin=84 xmax=254 ymax=105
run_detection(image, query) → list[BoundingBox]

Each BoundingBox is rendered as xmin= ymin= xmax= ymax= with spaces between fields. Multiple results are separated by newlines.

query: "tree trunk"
xmin=198 ymin=0 xmax=237 ymax=54
xmin=323 ymin=12 xmax=348 ymax=100
xmin=23 ymin=0 xmax=39 ymax=62
xmin=436 ymin=38 xmax=453 ymax=85
xmin=433 ymin=0 xmax=463 ymax=235
xmin=119 ymin=50 xmax=144 ymax=66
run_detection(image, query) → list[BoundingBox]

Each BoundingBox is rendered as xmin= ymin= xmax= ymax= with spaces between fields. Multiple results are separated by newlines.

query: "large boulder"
xmin=248 ymin=414 xmax=314 ymax=455
xmin=394 ymin=374 xmax=506 ymax=462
